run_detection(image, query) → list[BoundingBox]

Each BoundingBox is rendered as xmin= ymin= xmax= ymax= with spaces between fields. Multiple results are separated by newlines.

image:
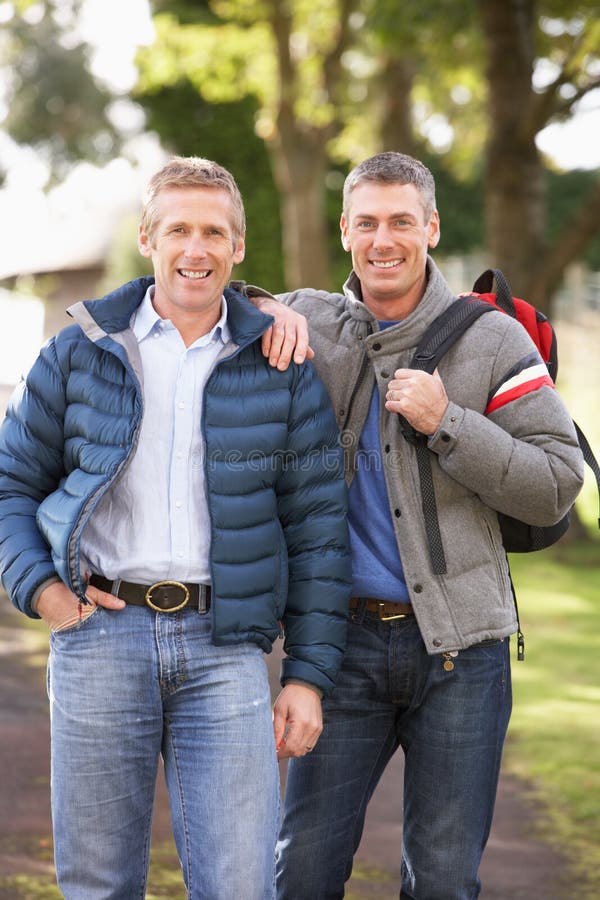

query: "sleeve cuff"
xmin=281 ymin=678 xmax=324 ymax=700
xmin=30 ymin=576 xmax=61 ymax=615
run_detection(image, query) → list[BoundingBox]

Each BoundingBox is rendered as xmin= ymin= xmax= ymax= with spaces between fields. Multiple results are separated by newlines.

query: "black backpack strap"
xmin=573 ymin=421 xmax=600 ymax=530
xmin=399 ymin=296 xmax=496 ymax=444
xmin=413 ymin=434 xmax=448 ymax=575
xmin=410 ymin=296 xmax=495 ymax=372
xmin=472 ymin=268 xmax=516 ymax=317
xmin=399 ymin=297 xmax=499 ymax=575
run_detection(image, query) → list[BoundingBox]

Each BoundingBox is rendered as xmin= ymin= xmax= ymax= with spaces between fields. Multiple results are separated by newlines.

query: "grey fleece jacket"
xmin=276 ymin=257 xmax=584 ymax=654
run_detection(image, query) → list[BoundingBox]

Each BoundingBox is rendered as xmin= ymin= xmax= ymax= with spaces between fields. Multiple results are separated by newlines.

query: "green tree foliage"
xmin=99 ymin=213 xmax=154 ymax=296
xmin=479 ymin=0 xmax=600 ymax=310
xmin=0 ymin=0 xmax=120 ymax=179
xmin=136 ymin=0 xmax=364 ymax=289
xmin=547 ymin=170 xmax=600 ymax=271
xmin=137 ymin=79 xmax=284 ymax=288
xmin=2 ymin=0 xmax=599 ymax=310
xmin=136 ymin=0 xmax=600 ymax=302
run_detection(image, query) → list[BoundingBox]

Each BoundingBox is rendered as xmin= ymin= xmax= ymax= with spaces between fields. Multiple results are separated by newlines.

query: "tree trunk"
xmin=524 ymin=180 xmax=600 ymax=312
xmin=480 ymin=0 xmax=549 ymax=307
xmin=268 ymin=126 xmax=331 ymax=290
xmin=480 ymin=0 xmax=600 ymax=315
xmin=560 ymin=505 xmax=593 ymax=544
xmin=378 ymin=55 xmax=417 ymax=155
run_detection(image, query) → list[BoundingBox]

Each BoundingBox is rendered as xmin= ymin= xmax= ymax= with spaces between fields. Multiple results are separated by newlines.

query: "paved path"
xmin=0 ymin=601 xmax=575 ymax=898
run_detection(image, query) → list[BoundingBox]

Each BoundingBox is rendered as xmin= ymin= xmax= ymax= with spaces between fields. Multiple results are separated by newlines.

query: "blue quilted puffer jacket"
xmin=0 ymin=278 xmax=351 ymax=694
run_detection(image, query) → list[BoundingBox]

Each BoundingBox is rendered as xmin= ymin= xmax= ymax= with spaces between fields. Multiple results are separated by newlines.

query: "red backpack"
xmin=399 ymin=268 xmax=600 ymax=570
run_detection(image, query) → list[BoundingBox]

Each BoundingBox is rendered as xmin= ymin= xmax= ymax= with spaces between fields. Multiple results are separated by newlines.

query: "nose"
xmin=183 ymin=233 xmax=208 ymax=259
xmin=372 ymin=223 xmax=394 ymax=251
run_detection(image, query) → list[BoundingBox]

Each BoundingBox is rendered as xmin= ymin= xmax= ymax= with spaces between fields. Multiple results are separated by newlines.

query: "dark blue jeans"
xmin=276 ymin=607 xmax=512 ymax=900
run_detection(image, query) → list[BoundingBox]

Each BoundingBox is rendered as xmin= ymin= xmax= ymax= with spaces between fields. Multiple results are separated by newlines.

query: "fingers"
xmin=36 ymin=580 xmax=98 ymax=632
xmin=384 ymin=368 xmax=448 ymax=435
xmin=85 ymin=585 xmax=126 ymax=611
xmin=273 ymin=684 xmax=323 ymax=760
xmin=267 ymin=322 xmax=289 ymax=369
xmin=267 ymin=323 xmax=313 ymax=371
xmin=276 ymin=722 xmax=323 ymax=760
xmin=36 ymin=580 xmax=126 ymax=632
xmin=253 ymin=300 xmax=312 ymax=370
xmin=261 ymin=328 xmax=273 ymax=359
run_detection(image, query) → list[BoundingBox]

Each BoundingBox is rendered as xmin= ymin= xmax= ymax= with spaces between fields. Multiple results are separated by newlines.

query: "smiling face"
xmin=138 ymin=185 xmax=245 ymax=338
xmin=340 ymin=181 xmax=440 ymax=320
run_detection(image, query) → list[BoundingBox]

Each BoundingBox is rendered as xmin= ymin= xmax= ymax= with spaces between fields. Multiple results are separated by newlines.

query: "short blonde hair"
xmin=140 ymin=156 xmax=245 ymax=245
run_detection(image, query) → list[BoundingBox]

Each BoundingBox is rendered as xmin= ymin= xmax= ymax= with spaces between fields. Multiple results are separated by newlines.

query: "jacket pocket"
xmin=482 ymin=515 xmax=509 ymax=600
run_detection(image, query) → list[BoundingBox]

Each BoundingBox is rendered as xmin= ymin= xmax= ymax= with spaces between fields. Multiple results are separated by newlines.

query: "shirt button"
xmin=381 ymin=370 xmax=390 ymax=379
xmin=384 ymin=444 xmax=391 ymax=453
xmin=413 ymin=583 xmax=423 ymax=593
xmin=372 ymin=342 xmax=381 ymax=351
xmin=175 ymin=500 xmax=182 ymax=508
xmin=177 ymin=552 xmax=184 ymax=558
xmin=441 ymin=434 xmax=451 ymax=443
xmin=394 ymin=508 xmax=401 ymax=517
xmin=178 ymin=402 xmax=185 ymax=409
xmin=433 ymin=638 xmax=442 ymax=647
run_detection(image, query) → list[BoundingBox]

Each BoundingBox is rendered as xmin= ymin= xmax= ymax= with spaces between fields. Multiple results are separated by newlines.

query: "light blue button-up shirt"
xmin=80 ymin=285 xmax=230 ymax=585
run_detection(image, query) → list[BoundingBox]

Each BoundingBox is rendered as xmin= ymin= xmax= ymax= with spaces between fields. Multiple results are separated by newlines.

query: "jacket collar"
xmin=68 ymin=277 xmax=274 ymax=349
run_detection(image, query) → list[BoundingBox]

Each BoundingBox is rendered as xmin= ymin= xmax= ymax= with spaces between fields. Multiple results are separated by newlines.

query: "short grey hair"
xmin=343 ymin=152 xmax=437 ymax=222
xmin=140 ymin=155 xmax=245 ymax=245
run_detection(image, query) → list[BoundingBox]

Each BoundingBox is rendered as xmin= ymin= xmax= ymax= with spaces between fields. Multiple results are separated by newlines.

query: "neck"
xmin=151 ymin=296 xmax=223 ymax=348
xmin=177 ymin=316 xmax=220 ymax=347
xmin=363 ymin=288 xmax=425 ymax=322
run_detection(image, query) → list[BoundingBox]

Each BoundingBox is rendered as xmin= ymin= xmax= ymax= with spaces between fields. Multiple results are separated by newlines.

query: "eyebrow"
xmin=161 ymin=219 xmax=227 ymax=231
xmin=353 ymin=211 xmax=418 ymax=221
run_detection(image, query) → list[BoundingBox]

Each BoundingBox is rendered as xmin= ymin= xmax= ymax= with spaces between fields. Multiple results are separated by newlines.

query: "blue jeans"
xmin=276 ymin=608 xmax=512 ymax=900
xmin=48 ymin=605 xmax=280 ymax=900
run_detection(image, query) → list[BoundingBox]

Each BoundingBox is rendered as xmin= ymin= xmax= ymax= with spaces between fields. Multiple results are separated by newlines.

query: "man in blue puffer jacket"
xmin=0 ymin=156 xmax=351 ymax=900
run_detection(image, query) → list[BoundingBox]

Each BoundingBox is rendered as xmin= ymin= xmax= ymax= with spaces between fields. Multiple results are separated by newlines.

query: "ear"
xmin=427 ymin=210 xmax=441 ymax=249
xmin=340 ymin=213 xmax=351 ymax=252
xmin=233 ymin=234 xmax=245 ymax=265
xmin=138 ymin=225 xmax=152 ymax=258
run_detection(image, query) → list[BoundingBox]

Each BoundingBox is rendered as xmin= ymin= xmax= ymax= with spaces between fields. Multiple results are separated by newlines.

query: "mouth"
xmin=178 ymin=268 xmax=211 ymax=280
xmin=370 ymin=258 xmax=403 ymax=269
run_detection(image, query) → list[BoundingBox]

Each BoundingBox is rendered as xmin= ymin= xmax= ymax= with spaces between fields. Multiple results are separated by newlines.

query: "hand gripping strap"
xmin=401 ymin=297 xmax=497 ymax=574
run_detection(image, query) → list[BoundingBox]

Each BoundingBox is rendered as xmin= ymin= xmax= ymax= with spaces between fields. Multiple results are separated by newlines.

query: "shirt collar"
xmin=131 ymin=284 xmax=231 ymax=346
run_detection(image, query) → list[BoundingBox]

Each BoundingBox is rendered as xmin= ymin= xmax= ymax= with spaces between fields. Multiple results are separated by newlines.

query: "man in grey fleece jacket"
xmin=252 ymin=152 xmax=584 ymax=900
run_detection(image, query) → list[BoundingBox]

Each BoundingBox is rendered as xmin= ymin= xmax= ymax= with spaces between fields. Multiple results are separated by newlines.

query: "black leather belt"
xmin=89 ymin=575 xmax=211 ymax=613
xmin=350 ymin=597 xmax=414 ymax=621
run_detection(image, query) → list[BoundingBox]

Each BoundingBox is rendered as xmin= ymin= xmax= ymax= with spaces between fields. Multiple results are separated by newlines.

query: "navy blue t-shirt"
xmin=348 ymin=321 xmax=409 ymax=602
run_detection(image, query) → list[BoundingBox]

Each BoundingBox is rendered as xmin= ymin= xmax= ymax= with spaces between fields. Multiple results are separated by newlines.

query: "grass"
xmin=505 ymin=540 xmax=600 ymax=895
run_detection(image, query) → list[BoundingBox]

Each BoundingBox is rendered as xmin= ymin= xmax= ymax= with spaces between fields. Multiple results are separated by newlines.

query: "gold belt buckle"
xmin=378 ymin=602 xmax=409 ymax=622
xmin=145 ymin=580 xmax=190 ymax=613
